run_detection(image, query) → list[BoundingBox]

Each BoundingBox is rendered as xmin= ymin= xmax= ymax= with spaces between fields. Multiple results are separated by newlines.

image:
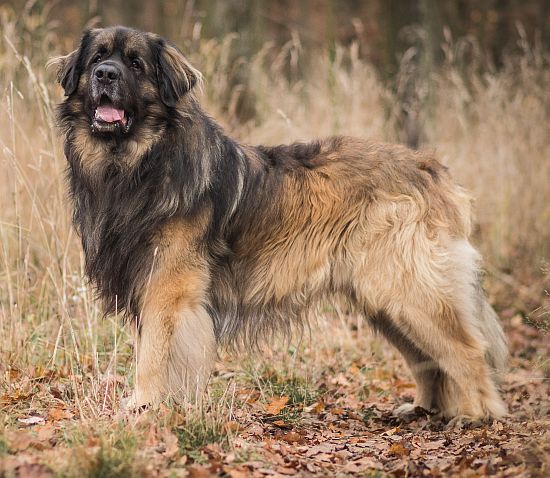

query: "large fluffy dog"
xmin=53 ymin=26 xmax=508 ymax=418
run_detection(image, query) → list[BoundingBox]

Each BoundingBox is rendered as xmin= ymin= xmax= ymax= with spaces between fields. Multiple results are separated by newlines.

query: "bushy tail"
xmin=479 ymin=294 xmax=509 ymax=376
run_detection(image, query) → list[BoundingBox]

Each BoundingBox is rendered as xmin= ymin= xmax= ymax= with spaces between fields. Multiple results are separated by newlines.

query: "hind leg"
xmin=369 ymin=312 xmax=441 ymax=414
xmin=384 ymin=244 xmax=506 ymax=418
xmin=364 ymin=300 xmax=505 ymax=418
xmin=374 ymin=305 xmax=504 ymax=418
xmin=356 ymin=237 xmax=506 ymax=419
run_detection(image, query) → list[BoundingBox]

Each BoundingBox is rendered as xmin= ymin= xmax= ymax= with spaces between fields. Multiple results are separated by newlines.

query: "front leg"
xmin=125 ymin=301 xmax=216 ymax=410
xmin=125 ymin=310 xmax=172 ymax=409
xmin=123 ymin=219 xmax=217 ymax=410
xmin=165 ymin=303 xmax=217 ymax=402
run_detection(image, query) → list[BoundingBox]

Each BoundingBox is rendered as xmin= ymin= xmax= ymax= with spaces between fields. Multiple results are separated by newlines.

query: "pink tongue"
xmin=96 ymin=104 xmax=125 ymax=123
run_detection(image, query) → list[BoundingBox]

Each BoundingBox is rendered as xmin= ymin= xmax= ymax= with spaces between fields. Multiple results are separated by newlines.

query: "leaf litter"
xmin=0 ymin=309 xmax=548 ymax=477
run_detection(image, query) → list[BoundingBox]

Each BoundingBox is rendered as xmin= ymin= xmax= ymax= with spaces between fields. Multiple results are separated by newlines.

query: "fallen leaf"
xmin=306 ymin=443 xmax=335 ymax=457
xmin=304 ymin=401 xmax=325 ymax=413
xmin=280 ymin=431 xmax=303 ymax=444
xmin=48 ymin=408 xmax=73 ymax=421
xmin=383 ymin=427 xmax=400 ymax=436
xmin=226 ymin=469 xmax=250 ymax=478
xmin=276 ymin=466 xmax=297 ymax=475
xmin=313 ymin=402 xmax=325 ymax=414
xmin=266 ymin=396 xmax=289 ymax=415
xmin=188 ymin=464 xmax=211 ymax=478
xmin=424 ymin=439 xmax=446 ymax=450
xmin=388 ymin=441 xmax=410 ymax=457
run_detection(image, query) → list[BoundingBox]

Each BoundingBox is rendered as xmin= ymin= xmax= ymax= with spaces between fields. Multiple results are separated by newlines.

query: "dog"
xmin=51 ymin=26 xmax=508 ymax=419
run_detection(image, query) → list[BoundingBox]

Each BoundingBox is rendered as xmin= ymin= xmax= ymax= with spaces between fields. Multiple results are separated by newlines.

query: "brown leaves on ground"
xmin=265 ymin=396 xmax=289 ymax=415
xmin=0 ymin=307 xmax=548 ymax=477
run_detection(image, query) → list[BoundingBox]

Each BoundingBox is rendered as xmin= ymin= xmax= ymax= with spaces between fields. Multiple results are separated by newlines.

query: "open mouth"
xmin=91 ymin=95 xmax=132 ymax=134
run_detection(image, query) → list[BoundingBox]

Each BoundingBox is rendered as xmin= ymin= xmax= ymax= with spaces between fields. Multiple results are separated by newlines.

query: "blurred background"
xmin=7 ymin=1 xmax=550 ymax=71
xmin=0 ymin=0 xmax=548 ymax=371
xmin=3 ymin=0 xmax=550 ymax=141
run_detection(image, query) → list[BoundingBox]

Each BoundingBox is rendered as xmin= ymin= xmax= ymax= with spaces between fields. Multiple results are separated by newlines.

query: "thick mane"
xmin=62 ymin=100 xmax=246 ymax=320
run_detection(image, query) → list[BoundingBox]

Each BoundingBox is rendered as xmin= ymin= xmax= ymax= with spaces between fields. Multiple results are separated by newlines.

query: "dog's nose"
xmin=94 ymin=63 xmax=120 ymax=84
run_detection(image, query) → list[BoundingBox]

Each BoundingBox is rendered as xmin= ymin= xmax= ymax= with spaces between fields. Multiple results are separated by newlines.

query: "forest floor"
xmin=1 ymin=278 xmax=548 ymax=478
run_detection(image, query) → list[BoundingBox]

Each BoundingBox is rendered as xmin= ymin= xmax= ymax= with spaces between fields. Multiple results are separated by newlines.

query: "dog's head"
xmin=52 ymin=26 xmax=201 ymax=140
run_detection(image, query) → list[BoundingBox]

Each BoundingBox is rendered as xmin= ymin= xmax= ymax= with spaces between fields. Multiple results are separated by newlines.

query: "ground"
xmin=0 ymin=280 xmax=548 ymax=478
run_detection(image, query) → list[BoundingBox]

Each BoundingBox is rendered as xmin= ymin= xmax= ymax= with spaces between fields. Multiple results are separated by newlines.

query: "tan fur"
xmin=71 ymin=121 xmax=163 ymax=181
xmin=219 ymin=138 xmax=505 ymax=417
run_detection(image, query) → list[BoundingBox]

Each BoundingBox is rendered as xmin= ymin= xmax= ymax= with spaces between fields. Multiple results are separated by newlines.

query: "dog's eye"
xmin=92 ymin=53 xmax=102 ymax=64
xmin=131 ymin=59 xmax=141 ymax=70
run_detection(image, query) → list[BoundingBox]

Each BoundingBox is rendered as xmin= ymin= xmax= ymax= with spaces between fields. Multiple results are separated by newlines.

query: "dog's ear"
xmin=47 ymin=49 xmax=79 ymax=96
xmin=155 ymin=40 xmax=202 ymax=107
xmin=47 ymin=30 xmax=94 ymax=96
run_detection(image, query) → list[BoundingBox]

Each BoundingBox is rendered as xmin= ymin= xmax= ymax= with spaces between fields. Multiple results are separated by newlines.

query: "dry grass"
xmin=0 ymin=7 xmax=548 ymax=477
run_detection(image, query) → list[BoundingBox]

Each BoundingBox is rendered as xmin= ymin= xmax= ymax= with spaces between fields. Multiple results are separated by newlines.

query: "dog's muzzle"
xmin=90 ymin=62 xmax=132 ymax=135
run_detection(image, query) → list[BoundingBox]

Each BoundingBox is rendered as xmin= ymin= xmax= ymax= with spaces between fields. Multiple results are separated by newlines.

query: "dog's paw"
xmin=119 ymin=393 xmax=137 ymax=412
xmin=444 ymin=415 xmax=484 ymax=430
xmin=119 ymin=392 xmax=154 ymax=414
xmin=393 ymin=402 xmax=432 ymax=418
xmin=392 ymin=403 xmax=416 ymax=417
